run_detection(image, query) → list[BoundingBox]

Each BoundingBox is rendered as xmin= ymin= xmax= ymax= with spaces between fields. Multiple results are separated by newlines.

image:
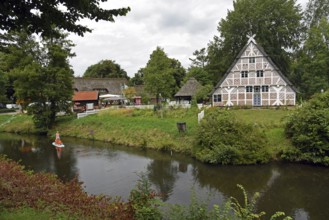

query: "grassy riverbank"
xmin=0 ymin=107 xmax=294 ymax=158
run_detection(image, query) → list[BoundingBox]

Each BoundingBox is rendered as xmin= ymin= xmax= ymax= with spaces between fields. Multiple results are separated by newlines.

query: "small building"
xmin=174 ymin=77 xmax=203 ymax=104
xmin=212 ymin=36 xmax=296 ymax=107
xmin=72 ymin=91 xmax=99 ymax=112
xmin=133 ymin=96 xmax=142 ymax=105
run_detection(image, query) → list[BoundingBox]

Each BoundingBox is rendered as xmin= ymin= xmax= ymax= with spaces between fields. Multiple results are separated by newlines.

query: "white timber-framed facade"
xmin=212 ymin=36 xmax=296 ymax=107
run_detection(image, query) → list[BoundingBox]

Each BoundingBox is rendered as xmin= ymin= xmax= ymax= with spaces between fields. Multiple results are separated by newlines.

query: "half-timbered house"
xmin=212 ymin=36 xmax=296 ymax=107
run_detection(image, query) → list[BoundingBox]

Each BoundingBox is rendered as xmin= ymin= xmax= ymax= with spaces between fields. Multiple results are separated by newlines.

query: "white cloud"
xmin=68 ymin=0 xmax=308 ymax=77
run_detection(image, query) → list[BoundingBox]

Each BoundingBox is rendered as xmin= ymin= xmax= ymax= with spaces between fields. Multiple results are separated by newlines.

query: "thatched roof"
xmin=73 ymin=78 xmax=128 ymax=94
xmin=175 ymin=77 xmax=202 ymax=97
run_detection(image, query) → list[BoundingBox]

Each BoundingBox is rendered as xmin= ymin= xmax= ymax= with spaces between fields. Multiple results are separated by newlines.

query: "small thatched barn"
xmin=174 ymin=77 xmax=203 ymax=104
xmin=73 ymin=78 xmax=128 ymax=95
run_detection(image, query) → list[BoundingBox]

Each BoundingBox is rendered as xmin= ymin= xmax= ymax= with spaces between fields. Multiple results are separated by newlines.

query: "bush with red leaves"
xmin=0 ymin=156 xmax=135 ymax=219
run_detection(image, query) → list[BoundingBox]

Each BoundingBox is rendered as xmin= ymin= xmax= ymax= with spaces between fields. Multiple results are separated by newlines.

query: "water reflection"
xmin=0 ymin=133 xmax=328 ymax=220
xmin=257 ymin=163 xmax=329 ymax=220
xmin=147 ymin=159 xmax=178 ymax=201
xmin=0 ymin=133 xmax=78 ymax=182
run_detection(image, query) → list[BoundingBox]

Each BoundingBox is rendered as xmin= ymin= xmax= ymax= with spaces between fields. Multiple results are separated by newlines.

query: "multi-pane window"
xmin=214 ymin=94 xmax=222 ymax=102
xmin=249 ymin=57 xmax=255 ymax=63
xmin=262 ymin=85 xmax=269 ymax=92
xmin=256 ymin=70 xmax=264 ymax=77
xmin=254 ymin=86 xmax=260 ymax=92
xmin=246 ymin=86 xmax=253 ymax=92
xmin=241 ymin=71 xmax=248 ymax=78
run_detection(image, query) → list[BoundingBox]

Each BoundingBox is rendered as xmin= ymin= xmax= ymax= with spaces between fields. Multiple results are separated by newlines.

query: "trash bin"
xmin=177 ymin=122 xmax=186 ymax=132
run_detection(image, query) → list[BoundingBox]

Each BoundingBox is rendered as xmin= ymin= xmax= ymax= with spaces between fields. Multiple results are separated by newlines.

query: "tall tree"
xmin=3 ymin=31 xmax=74 ymax=131
xmin=83 ymin=59 xmax=128 ymax=79
xmin=207 ymin=0 xmax=303 ymax=82
xmin=170 ymin=58 xmax=186 ymax=95
xmin=0 ymin=0 xmax=130 ymax=37
xmin=292 ymin=17 xmax=329 ymax=98
xmin=304 ymin=0 xmax=329 ymax=29
xmin=289 ymin=0 xmax=329 ymax=99
xmin=0 ymin=32 xmax=41 ymax=103
xmin=189 ymin=48 xmax=208 ymax=68
xmin=143 ymin=47 xmax=176 ymax=103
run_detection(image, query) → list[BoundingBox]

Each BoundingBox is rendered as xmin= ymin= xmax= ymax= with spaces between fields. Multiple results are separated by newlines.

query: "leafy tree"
xmin=123 ymin=87 xmax=136 ymax=104
xmin=205 ymin=36 xmax=228 ymax=84
xmin=83 ymin=59 xmax=128 ymax=79
xmin=130 ymin=68 xmax=144 ymax=86
xmin=143 ymin=47 xmax=176 ymax=103
xmin=290 ymin=0 xmax=329 ymax=99
xmin=303 ymin=0 xmax=329 ymax=29
xmin=3 ymin=31 xmax=74 ymax=131
xmin=297 ymin=17 xmax=329 ymax=98
xmin=189 ymin=48 xmax=208 ymax=68
xmin=206 ymin=0 xmax=303 ymax=83
xmin=195 ymin=84 xmax=213 ymax=104
xmin=0 ymin=0 xmax=130 ymax=37
xmin=0 ymin=32 xmax=42 ymax=103
xmin=186 ymin=67 xmax=212 ymax=86
xmin=170 ymin=58 xmax=186 ymax=95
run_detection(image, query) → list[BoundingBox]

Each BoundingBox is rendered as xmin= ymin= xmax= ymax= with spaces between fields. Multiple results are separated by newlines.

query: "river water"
xmin=0 ymin=133 xmax=328 ymax=220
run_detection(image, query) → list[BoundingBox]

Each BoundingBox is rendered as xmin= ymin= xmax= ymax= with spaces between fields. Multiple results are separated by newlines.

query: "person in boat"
xmin=55 ymin=131 xmax=62 ymax=145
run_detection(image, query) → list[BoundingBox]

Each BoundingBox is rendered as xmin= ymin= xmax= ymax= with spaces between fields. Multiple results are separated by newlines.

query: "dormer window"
xmin=249 ymin=57 xmax=255 ymax=63
xmin=241 ymin=71 xmax=248 ymax=78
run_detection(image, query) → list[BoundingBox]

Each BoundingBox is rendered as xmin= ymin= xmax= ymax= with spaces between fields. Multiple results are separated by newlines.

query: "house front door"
xmin=253 ymin=86 xmax=261 ymax=106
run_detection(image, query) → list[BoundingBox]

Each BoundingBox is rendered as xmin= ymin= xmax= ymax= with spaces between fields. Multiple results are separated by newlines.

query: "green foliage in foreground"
xmin=284 ymin=91 xmax=329 ymax=165
xmin=194 ymin=108 xmax=271 ymax=164
xmin=132 ymin=175 xmax=292 ymax=220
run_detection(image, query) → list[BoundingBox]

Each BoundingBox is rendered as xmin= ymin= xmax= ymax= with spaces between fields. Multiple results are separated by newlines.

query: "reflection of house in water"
xmin=191 ymin=162 xmax=276 ymax=199
xmin=19 ymin=139 xmax=38 ymax=153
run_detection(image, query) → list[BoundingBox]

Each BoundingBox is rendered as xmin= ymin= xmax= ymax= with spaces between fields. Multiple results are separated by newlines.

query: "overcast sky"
xmin=68 ymin=0 xmax=308 ymax=78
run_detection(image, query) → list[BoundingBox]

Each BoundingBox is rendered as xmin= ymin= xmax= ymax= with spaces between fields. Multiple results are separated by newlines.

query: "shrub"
xmin=129 ymin=173 xmax=162 ymax=220
xmin=284 ymin=91 xmax=329 ymax=165
xmin=194 ymin=108 xmax=270 ymax=165
xmin=164 ymin=184 xmax=291 ymax=220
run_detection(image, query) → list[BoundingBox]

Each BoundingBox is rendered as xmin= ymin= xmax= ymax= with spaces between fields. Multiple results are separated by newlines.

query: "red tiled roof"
xmin=73 ymin=91 xmax=99 ymax=101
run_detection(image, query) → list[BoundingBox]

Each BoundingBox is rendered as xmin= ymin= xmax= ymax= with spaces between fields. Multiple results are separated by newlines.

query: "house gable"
xmin=212 ymin=37 xmax=296 ymax=107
